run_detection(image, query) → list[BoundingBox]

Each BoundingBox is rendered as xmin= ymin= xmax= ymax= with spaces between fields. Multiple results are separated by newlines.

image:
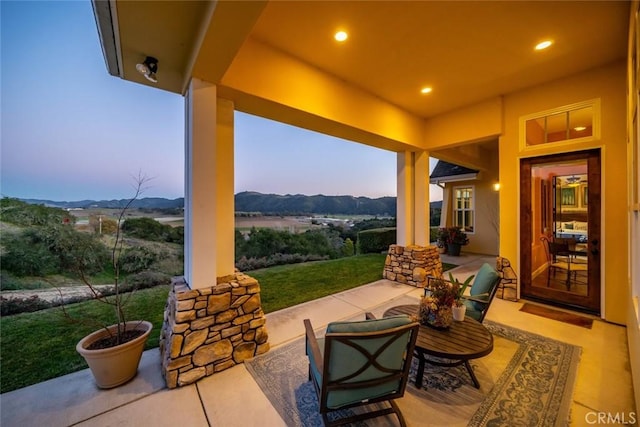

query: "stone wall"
xmin=382 ymin=244 xmax=443 ymax=287
xmin=160 ymin=273 xmax=269 ymax=389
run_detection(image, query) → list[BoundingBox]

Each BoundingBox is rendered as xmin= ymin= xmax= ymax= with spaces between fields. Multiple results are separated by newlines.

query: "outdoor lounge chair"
xmin=429 ymin=262 xmax=501 ymax=323
xmin=303 ymin=315 xmax=419 ymax=426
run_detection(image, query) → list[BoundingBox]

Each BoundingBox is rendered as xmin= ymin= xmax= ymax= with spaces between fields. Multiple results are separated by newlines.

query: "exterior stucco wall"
xmin=501 ymin=61 xmax=627 ymax=324
xmin=440 ymin=177 xmax=499 ymax=256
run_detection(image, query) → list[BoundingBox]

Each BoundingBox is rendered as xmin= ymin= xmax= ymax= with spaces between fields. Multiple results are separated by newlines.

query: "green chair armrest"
xmin=463 ymin=293 xmax=490 ymax=305
xmin=303 ymin=319 xmax=323 ymax=376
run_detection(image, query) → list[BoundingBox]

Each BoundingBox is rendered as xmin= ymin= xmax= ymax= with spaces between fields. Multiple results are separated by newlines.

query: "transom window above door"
xmin=520 ymin=99 xmax=600 ymax=149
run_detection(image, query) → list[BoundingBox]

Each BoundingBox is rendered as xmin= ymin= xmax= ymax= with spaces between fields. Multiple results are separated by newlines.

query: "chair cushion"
xmin=462 ymin=299 xmax=482 ymax=321
xmin=469 ymin=263 xmax=500 ymax=311
xmin=326 ymin=314 xmax=411 ymax=333
xmin=321 ymin=315 xmax=413 ymax=409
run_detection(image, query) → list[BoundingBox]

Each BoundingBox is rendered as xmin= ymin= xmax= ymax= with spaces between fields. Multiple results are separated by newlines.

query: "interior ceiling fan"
xmin=565 ymin=175 xmax=587 ymax=186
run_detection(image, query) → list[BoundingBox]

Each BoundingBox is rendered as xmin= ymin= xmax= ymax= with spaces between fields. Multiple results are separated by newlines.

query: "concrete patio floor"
xmin=1 ymin=254 xmax=636 ymax=426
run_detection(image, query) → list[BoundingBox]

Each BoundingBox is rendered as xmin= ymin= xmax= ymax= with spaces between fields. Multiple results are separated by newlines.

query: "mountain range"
xmin=20 ymin=192 xmax=442 ymax=215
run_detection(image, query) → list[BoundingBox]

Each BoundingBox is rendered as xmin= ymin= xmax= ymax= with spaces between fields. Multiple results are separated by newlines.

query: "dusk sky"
xmin=1 ymin=1 xmax=441 ymax=202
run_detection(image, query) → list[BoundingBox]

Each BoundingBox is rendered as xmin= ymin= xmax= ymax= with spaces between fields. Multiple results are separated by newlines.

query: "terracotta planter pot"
xmin=76 ymin=320 xmax=152 ymax=389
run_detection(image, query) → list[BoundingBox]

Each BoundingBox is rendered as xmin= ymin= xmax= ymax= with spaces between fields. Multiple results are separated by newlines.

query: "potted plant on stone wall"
xmin=70 ymin=175 xmax=153 ymax=389
xmin=445 ymin=226 xmax=469 ymax=256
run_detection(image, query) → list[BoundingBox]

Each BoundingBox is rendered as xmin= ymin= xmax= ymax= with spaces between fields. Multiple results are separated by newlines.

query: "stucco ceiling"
xmin=98 ymin=0 xmax=628 ymax=169
xmin=104 ymin=1 xmax=628 ymax=120
xmin=248 ymin=1 xmax=628 ymax=118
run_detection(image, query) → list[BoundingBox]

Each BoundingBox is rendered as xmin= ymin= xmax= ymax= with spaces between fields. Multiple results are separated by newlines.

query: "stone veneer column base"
xmin=382 ymin=244 xmax=443 ymax=287
xmin=159 ymin=272 xmax=269 ymax=389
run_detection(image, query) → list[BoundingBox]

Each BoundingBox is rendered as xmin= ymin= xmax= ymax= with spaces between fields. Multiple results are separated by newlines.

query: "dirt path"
xmin=2 ymin=285 xmax=115 ymax=303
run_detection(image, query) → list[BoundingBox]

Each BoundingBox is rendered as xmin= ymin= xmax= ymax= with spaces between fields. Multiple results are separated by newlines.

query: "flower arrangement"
xmin=419 ymin=277 xmax=459 ymax=328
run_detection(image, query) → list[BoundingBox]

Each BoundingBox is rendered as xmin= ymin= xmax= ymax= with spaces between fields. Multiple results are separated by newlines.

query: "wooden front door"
xmin=520 ymin=149 xmax=601 ymax=314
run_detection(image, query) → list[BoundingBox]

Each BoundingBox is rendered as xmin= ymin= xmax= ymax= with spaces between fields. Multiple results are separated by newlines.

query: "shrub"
xmin=119 ymin=246 xmax=160 ymax=274
xmin=88 ymin=215 xmax=118 ymax=235
xmin=0 ymin=272 xmax=22 ymax=291
xmin=1 ymin=225 xmax=110 ymax=277
xmin=123 ymin=270 xmax=171 ymax=291
xmin=356 ymin=227 xmax=396 ymax=254
xmin=235 ymin=253 xmax=329 ymax=271
xmin=341 ymin=238 xmax=355 ymax=257
xmin=122 ymin=217 xmax=169 ymax=241
xmin=1 ymin=232 xmax=58 ymax=276
xmin=430 ymin=227 xmax=440 ymax=243
xmin=0 ymin=197 xmax=75 ymax=227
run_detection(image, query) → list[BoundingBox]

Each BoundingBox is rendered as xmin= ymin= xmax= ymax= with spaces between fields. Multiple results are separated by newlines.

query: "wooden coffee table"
xmin=383 ymin=304 xmax=493 ymax=389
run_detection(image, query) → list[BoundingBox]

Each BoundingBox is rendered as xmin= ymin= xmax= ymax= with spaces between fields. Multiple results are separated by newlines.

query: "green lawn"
xmin=0 ymin=254 xmax=455 ymax=393
xmin=254 ymin=253 xmax=388 ymax=313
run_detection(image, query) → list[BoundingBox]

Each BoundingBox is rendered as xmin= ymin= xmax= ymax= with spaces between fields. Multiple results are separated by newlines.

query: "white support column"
xmin=397 ymin=152 xmax=414 ymax=246
xmin=396 ymin=151 xmax=430 ymax=247
xmin=414 ymin=151 xmax=430 ymax=246
xmin=440 ymin=185 xmax=450 ymax=228
xmin=184 ymin=79 xmax=236 ymax=289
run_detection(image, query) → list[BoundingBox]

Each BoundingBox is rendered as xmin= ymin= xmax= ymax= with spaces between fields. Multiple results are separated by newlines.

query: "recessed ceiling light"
xmin=334 ymin=31 xmax=348 ymax=42
xmin=420 ymin=87 xmax=432 ymax=94
xmin=535 ymin=40 xmax=553 ymax=50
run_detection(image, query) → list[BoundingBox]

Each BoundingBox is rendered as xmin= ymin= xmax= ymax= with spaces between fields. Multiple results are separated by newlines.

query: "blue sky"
xmin=1 ymin=1 xmax=440 ymax=202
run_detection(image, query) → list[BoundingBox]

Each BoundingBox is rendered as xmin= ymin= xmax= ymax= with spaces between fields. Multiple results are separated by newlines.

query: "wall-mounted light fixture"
xmin=493 ymin=183 xmax=501 ymax=192
xmin=136 ymin=56 xmax=158 ymax=83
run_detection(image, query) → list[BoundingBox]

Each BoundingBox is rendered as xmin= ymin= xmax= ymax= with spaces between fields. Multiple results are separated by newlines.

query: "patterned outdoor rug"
xmin=245 ymin=321 xmax=581 ymax=427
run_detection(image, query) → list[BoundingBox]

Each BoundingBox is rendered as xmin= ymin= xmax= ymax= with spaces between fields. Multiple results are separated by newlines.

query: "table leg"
xmin=415 ymin=350 xmax=426 ymax=389
xmin=464 ymin=361 xmax=480 ymax=388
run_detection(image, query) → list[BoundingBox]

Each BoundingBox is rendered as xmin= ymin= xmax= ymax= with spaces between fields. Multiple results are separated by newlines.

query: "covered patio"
xmin=5 ymin=1 xmax=635 ymax=424
xmin=2 ymin=255 xmax=634 ymax=426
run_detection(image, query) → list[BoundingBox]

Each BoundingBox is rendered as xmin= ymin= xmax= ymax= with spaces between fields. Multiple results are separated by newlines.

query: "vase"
xmin=419 ymin=298 xmax=453 ymax=329
xmin=452 ymin=304 xmax=466 ymax=321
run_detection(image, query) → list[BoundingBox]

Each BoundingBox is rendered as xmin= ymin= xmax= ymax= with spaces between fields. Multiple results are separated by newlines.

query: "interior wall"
xmin=502 ymin=60 xmax=627 ymax=324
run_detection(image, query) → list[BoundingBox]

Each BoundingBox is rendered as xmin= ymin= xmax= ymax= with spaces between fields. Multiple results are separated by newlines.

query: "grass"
xmin=0 ymin=254 xmax=456 ymax=393
xmin=254 ymin=253 xmax=387 ymax=313
xmin=0 ymin=285 xmax=170 ymax=394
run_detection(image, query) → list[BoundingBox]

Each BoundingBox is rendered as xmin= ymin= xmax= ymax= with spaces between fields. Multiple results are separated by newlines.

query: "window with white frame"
xmin=453 ymin=186 xmax=474 ymax=232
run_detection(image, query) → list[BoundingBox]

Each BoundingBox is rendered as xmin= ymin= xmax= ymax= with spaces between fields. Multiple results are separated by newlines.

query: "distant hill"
xmin=235 ymin=191 xmax=396 ymax=216
xmin=19 ymin=197 xmax=185 ymax=210
xmin=18 ymin=192 xmax=443 ymax=216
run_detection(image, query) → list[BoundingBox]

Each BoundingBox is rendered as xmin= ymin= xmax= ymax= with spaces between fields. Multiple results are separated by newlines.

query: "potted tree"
xmin=445 ymin=226 xmax=469 ymax=256
xmin=72 ymin=175 xmax=153 ymax=388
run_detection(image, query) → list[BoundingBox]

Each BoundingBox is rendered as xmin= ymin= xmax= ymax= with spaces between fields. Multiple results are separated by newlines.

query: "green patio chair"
xmin=303 ymin=315 xmax=419 ymax=426
xmin=449 ymin=262 xmax=501 ymax=322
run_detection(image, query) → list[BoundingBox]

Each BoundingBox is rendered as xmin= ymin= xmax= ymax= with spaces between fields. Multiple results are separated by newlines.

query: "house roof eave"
xmin=91 ymin=0 xmax=121 ymax=78
xmin=429 ymin=173 xmax=479 ymax=185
